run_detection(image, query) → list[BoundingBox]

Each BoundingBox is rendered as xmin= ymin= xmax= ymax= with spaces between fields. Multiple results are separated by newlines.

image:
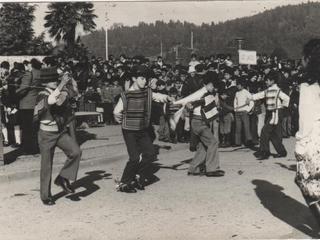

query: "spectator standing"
xmin=16 ymin=59 xmax=42 ymax=154
xmin=233 ymin=79 xmax=254 ymax=146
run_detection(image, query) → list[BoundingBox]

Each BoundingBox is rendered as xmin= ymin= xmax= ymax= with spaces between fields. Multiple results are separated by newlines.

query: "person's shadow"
xmin=252 ymin=179 xmax=320 ymax=238
xmin=53 ymin=170 xmax=112 ymax=202
xmin=275 ymin=162 xmax=297 ymax=172
xmin=76 ymin=130 xmax=98 ymax=146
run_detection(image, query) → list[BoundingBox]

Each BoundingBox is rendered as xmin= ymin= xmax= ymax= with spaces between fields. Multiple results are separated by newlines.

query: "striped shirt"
xmin=252 ymin=84 xmax=290 ymax=110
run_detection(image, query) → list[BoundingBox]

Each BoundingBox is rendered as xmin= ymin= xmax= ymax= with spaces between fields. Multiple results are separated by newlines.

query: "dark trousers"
xmin=260 ymin=110 xmax=287 ymax=155
xmin=157 ymin=115 xmax=170 ymax=141
xmin=235 ymin=111 xmax=252 ymax=145
xmin=20 ymin=109 xmax=39 ymax=154
xmin=121 ymin=129 xmax=156 ymax=184
xmin=282 ymin=114 xmax=292 ymax=137
xmin=38 ymin=129 xmax=81 ymax=201
xmin=101 ymin=102 xmax=114 ymax=124
xmin=249 ymin=113 xmax=259 ymax=145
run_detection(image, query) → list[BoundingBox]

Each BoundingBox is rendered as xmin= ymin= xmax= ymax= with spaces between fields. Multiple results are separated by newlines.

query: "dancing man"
xmin=248 ymin=70 xmax=290 ymax=160
xmin=34 ymin=62 xmax=81 ymax=205
xmin=113 ymin=66 xmax=173 ymax=193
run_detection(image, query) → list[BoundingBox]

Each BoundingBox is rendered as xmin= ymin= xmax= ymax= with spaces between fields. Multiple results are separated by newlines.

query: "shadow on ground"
xmin=275 ymin=162 xmax=297 ymax=172
xmin=53 ymin=170 xmax=112 ymax=202
xmin=252 ymin=179 xmax=319 ymax=238
xmin=154 ymin=158 xmax=192 ymax=171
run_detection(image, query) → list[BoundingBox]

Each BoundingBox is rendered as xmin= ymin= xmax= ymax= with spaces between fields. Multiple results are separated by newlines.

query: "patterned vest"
xmin=121 ymin=88 xmax=152 ymax=130
xmin=34 ymin=88 xmax=73 ymax=131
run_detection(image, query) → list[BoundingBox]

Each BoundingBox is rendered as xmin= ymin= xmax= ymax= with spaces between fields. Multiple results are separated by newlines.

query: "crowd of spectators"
xmin=0 ymin=52 xmax=302 ymax=151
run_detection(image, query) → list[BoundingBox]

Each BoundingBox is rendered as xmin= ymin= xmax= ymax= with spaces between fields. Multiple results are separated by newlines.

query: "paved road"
xmin=0 ymin=126 xmax=318 ymax=240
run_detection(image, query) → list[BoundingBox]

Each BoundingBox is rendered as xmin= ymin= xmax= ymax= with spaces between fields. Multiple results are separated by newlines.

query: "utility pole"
xmin=160 ymin=41 xmax=163 ymax=57
xmin=191 ymin=31 xmax=194 ymax=50
xmin=105 ymin=10 xmax=109 ymax=60
xmin=175 ymin=46 xmax=179 ymax=60
xmin=235 ymin=37 xmax=244 ymax=50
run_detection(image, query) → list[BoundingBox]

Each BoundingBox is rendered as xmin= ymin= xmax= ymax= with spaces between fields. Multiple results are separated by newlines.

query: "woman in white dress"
xmin=295 ymin=39 xmax=320 ymax=226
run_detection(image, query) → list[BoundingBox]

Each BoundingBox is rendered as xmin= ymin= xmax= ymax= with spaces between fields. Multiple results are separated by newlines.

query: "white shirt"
xmin=234 ymin=89 xmax=254 ymax=112
xmin=295 ymin=82 xmax=320 ymax=155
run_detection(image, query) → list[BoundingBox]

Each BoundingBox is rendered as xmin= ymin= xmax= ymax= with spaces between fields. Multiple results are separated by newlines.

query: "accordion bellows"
xmin=121 ymin=88 xmax=152 ymax=130
xmin=36 ymin=67 xmax=59 ymax=84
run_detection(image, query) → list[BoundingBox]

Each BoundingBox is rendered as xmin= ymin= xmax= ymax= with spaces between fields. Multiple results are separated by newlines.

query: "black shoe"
xmin=42 ymin=198 xmax=55 ymax=206
xmin=54 ymin=175 xmax=74 ymax=194
xmin=309 ymin=202 xmax=320 ymax=227
xmin=117 ymin=183 xmax=137 ymax=193
xmin=245 ymin=141 xmax=255 ymax=148
xmin=11 ymin=143 xmax=21 ymax=148
xmin=3 ymin=141 xmax=9 ymax=147
xmin=133 ymin=175 xmax=145 ymax=190
xmin=253 ymin=151 xmax=265 ymax=158
xmin=232 ymin=144 xmax=241 ymax=148
xmin=273 ymin=152 xmax=287 ymax=158
xmin=205 ymin=170 xmax=225 ymax=177
xmin=257 ymin=152 xmax=270 ymax=160
xmin=187 ymin=172 xmax=204 ymax=176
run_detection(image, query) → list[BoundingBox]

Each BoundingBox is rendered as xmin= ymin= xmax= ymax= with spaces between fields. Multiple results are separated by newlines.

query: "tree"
xmin=44 ymin=2 xmax=97 ymax=47
xmin=0 ymin=3 xmax=35 ymax=55
xmin=271 ymin=46 xmax=288 ymax=60
xmin=30 ymin=32 xmax=53 ymax=55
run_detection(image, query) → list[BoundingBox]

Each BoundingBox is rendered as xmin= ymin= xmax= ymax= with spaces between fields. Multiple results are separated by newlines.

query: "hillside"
xmin=81 ymin=2 xmax=320 ymax=60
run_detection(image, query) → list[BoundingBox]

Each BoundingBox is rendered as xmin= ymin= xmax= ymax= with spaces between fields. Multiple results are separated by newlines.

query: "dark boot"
xmin=300 ymin=190 xmax=320 ymax=227
xmin=309 ymin=202 xmax=320 ymax=227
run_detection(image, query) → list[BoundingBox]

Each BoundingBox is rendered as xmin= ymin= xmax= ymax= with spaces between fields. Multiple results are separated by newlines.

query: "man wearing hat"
xmin=34 ymin=63 xmax=81 ymax=205
xmin=113 ymin=66 xmax=173 ymax=193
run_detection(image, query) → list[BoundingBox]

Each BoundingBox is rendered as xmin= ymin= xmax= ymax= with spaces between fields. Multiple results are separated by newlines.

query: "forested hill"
xmin=82 ymin=2 xmax=320 ymax=60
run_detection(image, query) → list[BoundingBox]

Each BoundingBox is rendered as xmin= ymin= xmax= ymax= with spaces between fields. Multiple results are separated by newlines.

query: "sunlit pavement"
xmin=0 ymin=126 xmax=317 ymax=240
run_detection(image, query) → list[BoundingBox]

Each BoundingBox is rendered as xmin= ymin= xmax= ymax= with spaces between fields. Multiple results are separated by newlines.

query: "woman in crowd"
xmin=295 ymin=39 xmax=320 ymax=227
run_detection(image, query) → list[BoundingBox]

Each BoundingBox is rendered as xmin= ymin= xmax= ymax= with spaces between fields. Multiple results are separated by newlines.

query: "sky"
xmin=25 ymin=0 xmax=320 ymax=39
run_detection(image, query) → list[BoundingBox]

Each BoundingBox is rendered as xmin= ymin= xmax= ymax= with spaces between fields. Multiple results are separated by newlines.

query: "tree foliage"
xmin=81 ymin=2 xmax=320 ymax=60
xmin=0 ymin=3 xmax=52 ymax=55
xmin=0 ymin=3 xmax=34 ymax=55
xmin=44 ymin=2 xmax=97 ymax=47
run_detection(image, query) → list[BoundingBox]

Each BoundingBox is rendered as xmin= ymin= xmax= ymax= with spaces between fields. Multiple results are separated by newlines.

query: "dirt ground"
xmin=0 ymin=126 xmax=318 ymax=240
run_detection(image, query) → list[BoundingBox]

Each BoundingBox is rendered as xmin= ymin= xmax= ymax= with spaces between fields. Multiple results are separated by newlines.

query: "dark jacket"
xmin=16 ymin=69 xmax=41 ymax=110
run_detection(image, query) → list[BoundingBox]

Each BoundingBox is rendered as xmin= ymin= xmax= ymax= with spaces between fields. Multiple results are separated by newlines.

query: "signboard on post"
xmin=238 ymin=50 xmax=257 ymax=65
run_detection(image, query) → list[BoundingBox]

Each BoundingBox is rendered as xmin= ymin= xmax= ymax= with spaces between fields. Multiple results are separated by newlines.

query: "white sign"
xmin=238 ymin=50 xmax=257 ymax=65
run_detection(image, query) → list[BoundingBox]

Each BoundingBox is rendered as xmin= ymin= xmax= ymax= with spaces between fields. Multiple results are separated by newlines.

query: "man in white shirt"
xmin=234 ymin=79 xmax=254 ymax=146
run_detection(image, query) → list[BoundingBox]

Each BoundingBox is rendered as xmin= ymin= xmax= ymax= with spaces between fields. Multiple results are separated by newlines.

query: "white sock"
xmin=2 ymin=127 xmax=8 ymax=143
xmin=14 ymin=126 xmax=21 ymax=144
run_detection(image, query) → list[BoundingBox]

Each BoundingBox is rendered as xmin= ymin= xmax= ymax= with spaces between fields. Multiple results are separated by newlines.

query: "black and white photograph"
xmin=1 ymin=0 xmax=320 ymax=239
